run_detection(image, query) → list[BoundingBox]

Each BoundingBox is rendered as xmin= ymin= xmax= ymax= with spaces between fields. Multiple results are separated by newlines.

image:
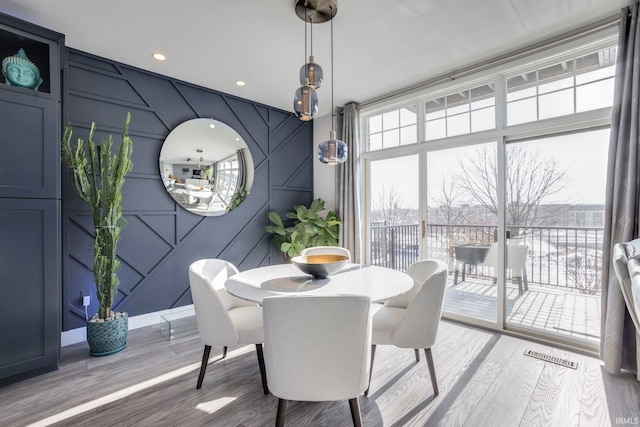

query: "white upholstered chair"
xmin=188 ymin=259 xmax=267 ymax=393
xmin=366 ymin=259 xmax=447 ymax=396
xmin=263 ymin=295 xmax=371 ymax=427
xmin=612 ymin=240 xmax=640 ymax=380
xmin=300 ymin=245 xmax=351 ymax=260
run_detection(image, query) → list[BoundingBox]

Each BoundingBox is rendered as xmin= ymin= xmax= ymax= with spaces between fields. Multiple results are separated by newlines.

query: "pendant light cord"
xmin=310 ymin=16 xmax=314 ymax=58
xmin=330 ymin=5 xmax=336 ymax=133
xmin=304 ymin=3 xmax=308 ymax=79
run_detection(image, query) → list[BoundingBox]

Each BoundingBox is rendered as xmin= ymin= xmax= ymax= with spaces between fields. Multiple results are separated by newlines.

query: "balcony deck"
xmin=443 ymin=274 xmax=600 ymax=346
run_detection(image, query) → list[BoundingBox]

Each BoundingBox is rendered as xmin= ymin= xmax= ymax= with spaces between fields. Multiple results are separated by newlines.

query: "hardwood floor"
xmin=1 ymin=320 xmax=639 ymax=426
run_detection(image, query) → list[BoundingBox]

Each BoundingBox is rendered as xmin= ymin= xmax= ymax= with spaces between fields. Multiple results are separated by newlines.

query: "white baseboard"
xmin=60 ymin=304 xmax=195 ymax=347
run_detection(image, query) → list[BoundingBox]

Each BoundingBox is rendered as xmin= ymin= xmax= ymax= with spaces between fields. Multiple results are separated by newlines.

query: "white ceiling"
xmin=0 ymin=0 xmax=630 ymax=118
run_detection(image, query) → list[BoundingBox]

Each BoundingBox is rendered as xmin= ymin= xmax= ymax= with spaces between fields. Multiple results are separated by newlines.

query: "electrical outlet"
xmin=82 ymin=294 xmax=90 ymax=307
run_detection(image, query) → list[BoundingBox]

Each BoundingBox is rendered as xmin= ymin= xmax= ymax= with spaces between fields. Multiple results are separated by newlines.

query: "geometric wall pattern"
xmin=63 ymin=49 xmax=313 ymax=330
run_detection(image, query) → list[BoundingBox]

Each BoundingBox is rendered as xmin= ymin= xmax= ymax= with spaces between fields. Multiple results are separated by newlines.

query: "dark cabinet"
xmin=0 ymin=12 xmax=63 ymax=386
xmin=0 ymin=92 xmax=59 ymax=199
xmin=0 ymin=198 xmax=60 ymax=385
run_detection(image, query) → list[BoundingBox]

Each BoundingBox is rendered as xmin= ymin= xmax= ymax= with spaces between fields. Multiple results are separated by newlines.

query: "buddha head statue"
xmin=2 ymin=48 xmax=43 ymax=90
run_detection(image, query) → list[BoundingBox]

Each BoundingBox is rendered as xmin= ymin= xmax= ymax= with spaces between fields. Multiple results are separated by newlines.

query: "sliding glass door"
xmin=425 ymin=142 xmax=499 ymax=325
xmin=503 ymin=129 xmax=608 ymax=346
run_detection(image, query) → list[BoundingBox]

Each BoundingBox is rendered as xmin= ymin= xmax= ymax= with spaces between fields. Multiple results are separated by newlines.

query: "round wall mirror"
xmin=159 ymin=118 xmax=254 ymax=216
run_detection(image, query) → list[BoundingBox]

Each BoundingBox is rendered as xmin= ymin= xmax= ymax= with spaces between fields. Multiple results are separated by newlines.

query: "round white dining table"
xmin=225 ymin=263 xmax=413 ymax=304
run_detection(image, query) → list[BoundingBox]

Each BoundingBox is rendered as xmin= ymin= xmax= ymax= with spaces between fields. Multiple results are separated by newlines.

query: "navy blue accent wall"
xmin=63 ymin=49 xmax=313 ymax=331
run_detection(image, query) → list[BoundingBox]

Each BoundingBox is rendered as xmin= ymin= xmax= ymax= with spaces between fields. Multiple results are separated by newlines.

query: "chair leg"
xmin=222 ymin=346 xmax=228 ymax=359
xmin=424 ymin=348 xmax=439 ymax=396
xmin=364 ymin=344 xmax=376 ymax=397
xmin=255 ymin=344 xmax=269 ymax=395
xmin=349 ymin=397 xmax=363 ymax=427
xmin=414 ymin=348 xmax=420 ymax=362
xmin=196 ymin=345 xmax=212 ymax=389
xmin=276 ymin=398 xmax=288 ymax=427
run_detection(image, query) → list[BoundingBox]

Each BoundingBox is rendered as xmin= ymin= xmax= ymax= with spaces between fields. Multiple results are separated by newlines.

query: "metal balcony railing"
xmin=370 ymin=222 xmax=603 ymax=295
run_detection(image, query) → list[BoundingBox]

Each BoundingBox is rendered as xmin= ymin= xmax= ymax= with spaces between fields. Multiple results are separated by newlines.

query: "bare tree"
xmin=566 ymin=251 xmax=602 ymax=295
xmin=457 ymin=145 xmax=566 ymax=229
xmin=430 ymin=172 xmax=467 ymax=225
xmin=372 ymin=184 xmax=411 ymax=225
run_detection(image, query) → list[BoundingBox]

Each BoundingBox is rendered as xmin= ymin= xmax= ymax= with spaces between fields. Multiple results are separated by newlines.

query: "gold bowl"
xmin=291 ymin=254 xmax=349 ymax=279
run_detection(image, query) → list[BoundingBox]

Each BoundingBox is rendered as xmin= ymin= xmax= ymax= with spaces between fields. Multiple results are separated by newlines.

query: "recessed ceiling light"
xmin=152 ymin=52 xmax=166 ymax=61
xmin=235 ymin=80 xmax=246 ymax=87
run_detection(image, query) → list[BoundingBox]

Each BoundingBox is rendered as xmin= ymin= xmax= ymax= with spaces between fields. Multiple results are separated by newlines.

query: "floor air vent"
xmin=524 ymin=349 xmax=578 ymax=369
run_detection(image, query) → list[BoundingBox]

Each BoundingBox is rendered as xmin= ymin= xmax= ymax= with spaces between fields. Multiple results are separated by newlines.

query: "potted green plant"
xmin=265 ymin=198 xmax=341 ymax=258
xmin=226 ymin=188 xmax=249 ymax=212
xmin=62 ymin=113 xmax=134 ymax=356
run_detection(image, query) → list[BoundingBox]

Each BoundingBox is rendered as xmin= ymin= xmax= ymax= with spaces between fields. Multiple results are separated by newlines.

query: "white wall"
xmin=312 ymin=114 xmax=338 ymax=211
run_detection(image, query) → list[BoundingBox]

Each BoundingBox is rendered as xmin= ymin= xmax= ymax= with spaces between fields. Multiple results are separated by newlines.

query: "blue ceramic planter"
xmin=86 ymin=313 xmax=128 ymax=357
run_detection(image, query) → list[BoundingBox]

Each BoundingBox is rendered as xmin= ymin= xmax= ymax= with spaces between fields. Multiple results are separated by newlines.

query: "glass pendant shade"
xmin=293 ymin=81 xmax=318 ymax=121
xmin=299 ymin=55 xmax=323 ymax=89
xmin=318 ymin=131 xmax=348 ymax=165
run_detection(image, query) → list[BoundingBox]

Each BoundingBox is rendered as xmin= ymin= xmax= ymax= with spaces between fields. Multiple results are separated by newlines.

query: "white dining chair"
xmin=300 ymin=245 xmax=351 ymax=260
xmin=613 ymin=240 xmax=640 ymax=380
xmin=188 ymin=259 xmax=268 ymax=393
xmin=263 ymin=295 xmax=371 ymax=427
xmin=365 ymin=259 xmax=447 ymax=397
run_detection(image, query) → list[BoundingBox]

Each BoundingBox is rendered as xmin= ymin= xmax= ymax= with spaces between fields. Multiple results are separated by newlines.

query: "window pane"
xmin=471 ymin=107 xmax=495 ymax=132
xmin=400 ymin=107 xmax=417 ymax=126
xmin=447 ymin=113 xmax=470 ymax=136
xmin=576 ymin=66 xmax=615 ymax=85
xmin=471 ymin=97 xmax=495 ymax=110
xmin=369 ymin=115 xmax=382 ymax=133
xmin=507 ymin=87 xmax=536 ymax=102
xmin=426 ymin=118 xmax=446 ymax=141
xmin=383 ymin=129 xmax=399 ymax=148
xmin=369 ymin=133 xmax=382 ymax=151
xmin=470 ymin=85 xmax=494 ymax=102
xmin=369 ymin=155 xmax=419 ymax=270
xmin=576 ymin=47 xmax=616 ymax=76
xmin=446 ymin=93 xmax=468 ymax=112
xmin=576 ymin=79 xmax=615 ymax=112
xmin=539 ymin=76 xmax=574 ymax=95
xmin=426 ymin=108 xmax=445 ymax=120
xmin=426 ymin=98 xmax=446 ymax=120
xmin=538 ymin=61 xmax=574 ymax=84
xmin=539 ymin=88 xmax=574 ymax=120
xmin=507 ymin=98 xmax=537 ymax=125
xmin=383 ymin=110 xmax=399 ymax=129
xmin=400 ymin=125 xmax=417 ymax=145
xmin=447 ymin=101 xmax=469 ymax=116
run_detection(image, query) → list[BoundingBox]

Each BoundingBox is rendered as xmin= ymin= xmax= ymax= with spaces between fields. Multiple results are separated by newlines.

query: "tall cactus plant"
xmin=62 ymin=113 xmax=134 ymax=320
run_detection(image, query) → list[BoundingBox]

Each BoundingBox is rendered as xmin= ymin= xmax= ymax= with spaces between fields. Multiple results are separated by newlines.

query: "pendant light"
xmin=293 ymin=0 xmax=333 ymax=121
xmin=293 ymin=77 xmax=318 ymax=121
xmin=317 ymin=4 xmax=347 ymax=165
xmin=299 ymin=15 xmax=323 ymax=89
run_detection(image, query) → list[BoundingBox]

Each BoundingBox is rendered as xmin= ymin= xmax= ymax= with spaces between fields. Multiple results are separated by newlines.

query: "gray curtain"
xmin=236 ymin=149 xmax=246 ymax=190
xmin=601 ymin=3 xmax=640 ymax=377
xmin=338 ymin=102 xmax=363 ymax=263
